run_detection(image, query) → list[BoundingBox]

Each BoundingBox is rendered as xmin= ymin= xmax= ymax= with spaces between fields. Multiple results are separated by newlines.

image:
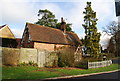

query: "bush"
xmin=75 ymin=57 xmax=102 ymax=69
xmin=75 ymin=61 xmax=88 ymax=69
xmin=58 ymin=46 xmax=76 ymax=67
xmin=82 ymin=55 xmax=103 ymax=62
xmin=18 ymin=61 xmax=38 ymax=66
xmin=105 ymin=53 xmax=115 ymax=59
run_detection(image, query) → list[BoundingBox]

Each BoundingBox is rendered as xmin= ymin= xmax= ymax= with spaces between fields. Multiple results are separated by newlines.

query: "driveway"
xmin=112 ymin=58 xmax=120 ymax=65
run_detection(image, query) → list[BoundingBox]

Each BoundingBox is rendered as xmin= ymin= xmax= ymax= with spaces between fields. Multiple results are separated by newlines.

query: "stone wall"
xmin=2 ymin=47 xmax=20 ymax=65
xmin=1 ymin=46 xmax=82 ymax=67
xmin=0 ymin=47 xmax=2 ymax=81
xmin=1 ymin=47 xmax=58 ymax=67
xmin=19 ymin=48 xmax=38 ymax=63
xmin=45 ymin=52 xmax=58 ymax=67
xmin=0 ymin=47 xmax=2 ymax=65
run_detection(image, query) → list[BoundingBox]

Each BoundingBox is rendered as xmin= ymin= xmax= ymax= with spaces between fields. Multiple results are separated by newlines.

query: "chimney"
xmin=60 ymin=17 xmax=66 ymax=34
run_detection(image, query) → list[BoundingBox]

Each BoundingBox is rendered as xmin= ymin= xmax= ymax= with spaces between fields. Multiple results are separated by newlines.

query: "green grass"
xmin=2 ymin=64 xmax=120 ymax=79
xmin=2 ymin=66 xmax=60 ymax=79
xmin=112 ymin=57 xmax=120 ymax=59
xmin=55 ymin=64 xmax=120 ymax=75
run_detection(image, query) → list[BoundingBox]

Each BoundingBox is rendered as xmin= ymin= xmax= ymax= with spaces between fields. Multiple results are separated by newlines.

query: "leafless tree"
xmin=103 ymin=21 xmax=120 ymax=57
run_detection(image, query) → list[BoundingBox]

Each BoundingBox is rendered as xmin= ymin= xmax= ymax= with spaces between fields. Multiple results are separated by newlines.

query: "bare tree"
xmin=103 ymin=21 xmax=119 ymax=35
xmin=103 ymin=21 xmax=120 ymax=57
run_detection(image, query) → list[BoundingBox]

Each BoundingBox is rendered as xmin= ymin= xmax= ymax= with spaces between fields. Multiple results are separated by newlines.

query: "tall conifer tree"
xmin=82 ymin=2 xmax=101 ymax=58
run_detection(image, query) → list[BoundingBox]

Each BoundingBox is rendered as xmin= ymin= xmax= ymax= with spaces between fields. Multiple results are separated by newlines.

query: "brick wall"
xmin=34 ymin=42 xmax=68 ymax=51
xmin=34 ymin=42 xmax=55 ymax=51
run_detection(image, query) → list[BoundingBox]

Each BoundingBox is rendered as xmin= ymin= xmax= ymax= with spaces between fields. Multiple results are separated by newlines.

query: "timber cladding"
xmin=0 ymin=25 xmax=15 ymax=39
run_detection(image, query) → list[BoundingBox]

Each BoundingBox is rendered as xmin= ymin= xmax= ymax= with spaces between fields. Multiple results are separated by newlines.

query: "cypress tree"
xmin=82 ymin=2 xmax=101 ymax=58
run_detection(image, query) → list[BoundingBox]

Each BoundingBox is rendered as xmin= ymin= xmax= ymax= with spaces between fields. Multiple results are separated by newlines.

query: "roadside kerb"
xmin=43 ymin=70 xmax=120 ymax=80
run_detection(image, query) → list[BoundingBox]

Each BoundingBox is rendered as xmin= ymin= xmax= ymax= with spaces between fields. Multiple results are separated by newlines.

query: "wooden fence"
xmin=88 ymin=60 xmax=112 ymax=69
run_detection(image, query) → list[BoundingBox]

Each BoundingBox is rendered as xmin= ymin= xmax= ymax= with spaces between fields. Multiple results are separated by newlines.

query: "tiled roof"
xmin=26 ymin=23 xmax=82 ymax=46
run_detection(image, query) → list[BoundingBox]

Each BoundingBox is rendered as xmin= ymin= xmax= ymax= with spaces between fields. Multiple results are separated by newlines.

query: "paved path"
xmin=112 ymin=59 xmax=120 ymax=64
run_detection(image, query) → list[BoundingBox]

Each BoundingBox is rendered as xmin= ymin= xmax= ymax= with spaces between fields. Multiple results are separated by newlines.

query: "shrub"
xmin=75 ymin=61 xmax=88 ymax=69
xmin=18 ymin=61 xmax=38 ymax=66
xmin=82 ymin=55 xmax=103 ymax=62
xmin=58 ymin=46 xmax=76 ymax=67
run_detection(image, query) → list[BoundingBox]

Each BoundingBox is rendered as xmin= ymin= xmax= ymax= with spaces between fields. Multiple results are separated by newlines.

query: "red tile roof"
xmin=26 ymin=23 xmax=82 ymax=46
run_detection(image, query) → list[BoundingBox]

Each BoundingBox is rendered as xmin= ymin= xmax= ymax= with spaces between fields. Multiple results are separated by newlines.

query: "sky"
xmin=0 ymin=0 xmax=118 ymax=49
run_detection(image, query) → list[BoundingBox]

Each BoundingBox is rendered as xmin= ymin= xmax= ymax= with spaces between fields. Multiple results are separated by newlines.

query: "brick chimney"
xmin=60 ymin=17 xmax=66 ymax=34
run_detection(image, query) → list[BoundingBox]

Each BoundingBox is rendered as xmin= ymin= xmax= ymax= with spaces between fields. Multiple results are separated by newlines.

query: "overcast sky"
xmin=0 ymin=0 xmax=118 ymax=49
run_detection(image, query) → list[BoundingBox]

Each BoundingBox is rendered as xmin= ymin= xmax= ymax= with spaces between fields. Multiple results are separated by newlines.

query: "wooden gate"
xmin=37 ymin=50 xmax=46 ymax=67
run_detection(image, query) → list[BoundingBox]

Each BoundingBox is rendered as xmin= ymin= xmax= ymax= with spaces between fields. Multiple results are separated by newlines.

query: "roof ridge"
xmin=26 ymin=22 xmax=76 ymax=34
xmin=27 ymin=22 xmax=64 ymax=33
xmin=0 ymin=24 xmax=7 ymax=29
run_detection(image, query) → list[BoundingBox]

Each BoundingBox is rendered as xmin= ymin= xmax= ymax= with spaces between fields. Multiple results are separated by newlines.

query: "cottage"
xmin=0 ymin=25 xmax=15 ymax=39
xmin=0 ymin=25 xmax=18 ymax=48
xmin=21 ymin=19 xmax=82 ymax=51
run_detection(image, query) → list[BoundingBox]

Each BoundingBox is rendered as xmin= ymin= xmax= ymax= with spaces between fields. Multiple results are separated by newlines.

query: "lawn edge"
xmin=43 ymin=69 xmax=120 ymax=80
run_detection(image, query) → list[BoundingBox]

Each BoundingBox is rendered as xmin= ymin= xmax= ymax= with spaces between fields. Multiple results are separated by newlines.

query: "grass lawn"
xmin=112 ymin=57 xmax=120 ymax=59
xmin=2 ymin=64 xmax=120 ymax=79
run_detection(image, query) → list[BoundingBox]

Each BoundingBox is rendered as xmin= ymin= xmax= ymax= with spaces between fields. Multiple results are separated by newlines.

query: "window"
xmin=27 ymin=35 xmax=31 ymax=43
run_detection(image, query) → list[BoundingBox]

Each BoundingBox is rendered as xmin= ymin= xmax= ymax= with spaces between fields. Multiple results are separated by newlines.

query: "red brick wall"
xmin=34 ymin=42 xmax=68 ymax=51
xmin=22 ymin=31 xmax=34 ymax=48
